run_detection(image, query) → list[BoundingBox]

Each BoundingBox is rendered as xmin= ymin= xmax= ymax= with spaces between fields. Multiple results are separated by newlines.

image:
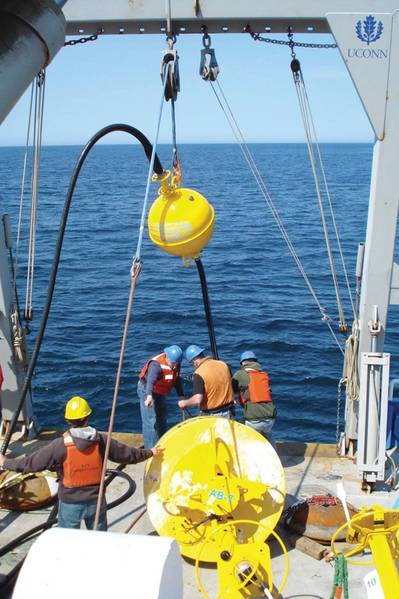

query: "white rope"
xmin=134 ymin=72 xmax=168 ymax=260
xmin=293 ymin=70 xmax=355 ymax=323
xmin=342 ymin=320 xmax=360 ymax=401
xmin=302 ymin=81 xmax=356 ymax=320
xmin=14 ymin=81 xmax=35 ymax=295
xmin=211 ymin=80 xmax=344 ymax=354
xmin=25 ymin=71 xmax=46 ymax=320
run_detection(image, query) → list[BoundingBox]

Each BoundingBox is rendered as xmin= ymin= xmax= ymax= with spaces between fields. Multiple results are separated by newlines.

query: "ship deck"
xmin=0 ymin=431 xmax=398 ymax=598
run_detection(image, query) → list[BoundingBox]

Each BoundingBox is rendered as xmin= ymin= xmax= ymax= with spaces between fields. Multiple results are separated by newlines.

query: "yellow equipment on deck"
xmin=148 ymin=171 xmax=215 ymax=260
xmin=330 ymin=505 xmax=399 ymax=598
xmin=144 ymin=417 xmax=287 ymax=597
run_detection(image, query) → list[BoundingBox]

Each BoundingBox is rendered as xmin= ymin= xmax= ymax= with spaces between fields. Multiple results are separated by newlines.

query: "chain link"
xmin=64 ymin=34 xmax=98 ymax=47
xmin=246 ymin=26 xmax=337 ymax=49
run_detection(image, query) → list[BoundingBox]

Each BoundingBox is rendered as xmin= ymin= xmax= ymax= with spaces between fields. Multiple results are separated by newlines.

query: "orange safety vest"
xmin=139 ymin=353 xmax=180 ymax=396
xmin=239 ymin=368 xmax=272 ymax=407
xmin=62 ymin=433 xmax=103 ymax=488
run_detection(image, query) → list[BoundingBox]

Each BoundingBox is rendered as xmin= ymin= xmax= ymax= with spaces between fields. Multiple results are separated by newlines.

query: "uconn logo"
xmin=348 ymin=15 xmax=388 ymax=59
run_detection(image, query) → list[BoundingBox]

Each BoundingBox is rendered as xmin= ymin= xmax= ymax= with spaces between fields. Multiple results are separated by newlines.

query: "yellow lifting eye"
xmin=148 ymin=171 xmax=215 ymax=260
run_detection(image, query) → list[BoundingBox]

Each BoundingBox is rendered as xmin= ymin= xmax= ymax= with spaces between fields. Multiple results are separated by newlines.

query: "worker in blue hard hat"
xmin=138 ymin=345 xmax=185 ymax=447
xmin=178 ymin=345 xmax=235 ymax=418
xmin=232 ymin=350 xmax=277 ymax=446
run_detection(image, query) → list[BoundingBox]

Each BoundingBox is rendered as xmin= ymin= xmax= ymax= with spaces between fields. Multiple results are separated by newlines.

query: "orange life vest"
xmin=239 ymin=368 xmax=272 ymax=406
xmin=139 ymin=353 xmax=180 ymax=396
xmin=62 ymin=433 xmax=103 ymax=488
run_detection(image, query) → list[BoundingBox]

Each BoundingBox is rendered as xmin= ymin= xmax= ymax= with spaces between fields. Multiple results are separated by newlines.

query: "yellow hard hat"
xmin=64 ymin=396 xmax=92 ymax=420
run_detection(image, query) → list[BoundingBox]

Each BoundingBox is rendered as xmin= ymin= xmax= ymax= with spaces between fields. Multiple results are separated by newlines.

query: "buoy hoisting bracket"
xmin=199 ymin=28 xmax=220 ymax=81
xmin=161 ymin=34 xmax=180 ymax=102
xmin=152 ymin=169 xmax=179 ymax=196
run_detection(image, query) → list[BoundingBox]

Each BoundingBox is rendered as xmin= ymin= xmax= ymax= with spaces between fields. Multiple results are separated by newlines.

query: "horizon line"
xmin=0 ymin=140 xmax=373 ymax=148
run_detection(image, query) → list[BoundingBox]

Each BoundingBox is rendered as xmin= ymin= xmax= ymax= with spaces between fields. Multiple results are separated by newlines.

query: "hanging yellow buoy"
xmin=148 ymin=171 xmax=215 ymax=259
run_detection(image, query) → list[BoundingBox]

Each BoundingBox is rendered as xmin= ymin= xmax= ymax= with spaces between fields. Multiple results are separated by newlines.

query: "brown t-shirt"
xmin=193 ymin=358 xmax=234 ymax=411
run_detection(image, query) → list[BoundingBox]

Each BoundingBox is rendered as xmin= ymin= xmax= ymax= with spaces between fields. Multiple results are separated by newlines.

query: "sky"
xmin=1 ymin=30 xmax=373 ymax=146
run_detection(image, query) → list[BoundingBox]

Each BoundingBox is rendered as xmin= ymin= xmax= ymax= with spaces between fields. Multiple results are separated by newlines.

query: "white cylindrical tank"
xmin=12 ymin=528 xmax=183 ymax=598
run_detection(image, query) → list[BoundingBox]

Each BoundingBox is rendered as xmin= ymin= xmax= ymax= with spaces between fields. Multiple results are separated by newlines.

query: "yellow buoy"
xmin=148 ymin=171 xmax=215 ymax=259
xmin=144 ymin=417 xmax=286 ymax=562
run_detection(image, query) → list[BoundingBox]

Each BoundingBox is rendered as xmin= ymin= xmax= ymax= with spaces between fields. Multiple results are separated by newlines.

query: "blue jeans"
xmin=58 ymin=499 xmax=107 ymax=531
xmin=245 ymin=418 xmax=276 ymax=448
xmin=138 ymin=381 xmax=167 ymax=448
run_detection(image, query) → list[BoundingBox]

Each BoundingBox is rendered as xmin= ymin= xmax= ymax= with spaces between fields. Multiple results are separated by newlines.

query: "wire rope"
xmin=134 ymin=75 xmax=168 ymax=260
xmin=292 ymin=67 xmax=355 ymax=326
xmin=209 ymin=79 xmax=344 ymax=354
xmin=25 ymin=70 xmax=46 ymax=321
xmin=14 ymin=82 xmax=35 ymax=297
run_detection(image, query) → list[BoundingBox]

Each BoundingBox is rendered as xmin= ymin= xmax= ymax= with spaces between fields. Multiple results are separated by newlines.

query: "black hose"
xmin=195 ymin=257 xmax=219 ymax=359
xmin=1 ymin=124 xmax=164 ymax=455
xmin=0 ymin=468 xmax=135 ymax=560
xmin=0 ymin=499 xmax=58 ymax=559
xmin=104 ymin=468 xmax=136 ymax=510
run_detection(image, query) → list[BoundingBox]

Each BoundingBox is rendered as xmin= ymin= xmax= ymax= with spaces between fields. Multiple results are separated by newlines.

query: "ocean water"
xmin=0 ymin=142 xmax=398 ymax=442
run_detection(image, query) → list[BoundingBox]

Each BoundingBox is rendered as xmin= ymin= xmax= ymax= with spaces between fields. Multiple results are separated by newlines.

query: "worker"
xmin=178 ymin=345 xmax=235 ymax=418
xmin=0 ymin=396 xmax=163 ymax=530
xmin=138 ymin=345 xmax=185 ymax=448
xmin=232 ymin=350 xmax=277 ymax=445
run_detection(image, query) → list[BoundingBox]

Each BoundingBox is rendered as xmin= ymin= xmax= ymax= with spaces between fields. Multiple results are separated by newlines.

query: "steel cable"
xmin=208 ymin=79 xmax=344 ymax=354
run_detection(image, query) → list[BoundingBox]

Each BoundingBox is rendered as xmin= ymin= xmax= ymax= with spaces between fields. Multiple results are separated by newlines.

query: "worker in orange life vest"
xmin=232 ymin=351 xmax=277 ymax=445
xmin=138 ymin=345 xmax=185 ymax=448
xmin=0 ymin=396 xmax=163 ymax=530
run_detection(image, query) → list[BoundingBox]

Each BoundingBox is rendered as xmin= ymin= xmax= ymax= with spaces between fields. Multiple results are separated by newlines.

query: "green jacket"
xmin=232 ymin=360 xmax=277 ymax=421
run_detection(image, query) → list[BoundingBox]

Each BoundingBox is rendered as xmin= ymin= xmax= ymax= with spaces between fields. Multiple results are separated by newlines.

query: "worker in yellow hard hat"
xmin=0 ymin=396 xmax=163 ymax=530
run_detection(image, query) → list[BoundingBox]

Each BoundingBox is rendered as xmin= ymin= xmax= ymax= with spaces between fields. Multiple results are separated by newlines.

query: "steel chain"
xmin=64 ymin=34 xmax=98 ymax=47
xmin=246 ymin=27 xmax=337 ymax=49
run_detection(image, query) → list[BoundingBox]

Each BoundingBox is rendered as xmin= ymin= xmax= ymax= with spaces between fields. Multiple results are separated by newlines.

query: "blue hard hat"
xmin=240 ymin=350 xmax=257 ymax=363
xmin=164 ymin=345 xmax=183 ymax=364
xmin=185 ymin=345 xmax=205 ymax=362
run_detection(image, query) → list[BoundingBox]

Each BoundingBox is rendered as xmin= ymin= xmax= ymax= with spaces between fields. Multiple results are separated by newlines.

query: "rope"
xmin=330 ymin=554 xmax=349 ymax=599
xmin=124 ymin=506 xmax=147 ymax=533
xmin=25 ymin=70 xmax=46 ymax=322
xmin=94 ymin=79 xmax=168 ymax=529
xmin=134 ymin=76 xmax=168 ymax=260
xmin=291 ymin=63 xmax=354 ymax=329
xmin=208 ymin=79 xmax=344 ymax=354
xmin=14 ymin=81 xmax=35 ymax=298
xmin=93 ymin=260 xmax=142 ymax=530
xmin=342 ymin=320 xmax=360 ymax=401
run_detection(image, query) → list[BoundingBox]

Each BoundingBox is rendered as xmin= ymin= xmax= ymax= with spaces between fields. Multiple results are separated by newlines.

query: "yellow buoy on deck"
xmin=148 ymin=171 xmax=215 ymax=259
xmin=144 ymin=417 xmax=286 ymax=563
